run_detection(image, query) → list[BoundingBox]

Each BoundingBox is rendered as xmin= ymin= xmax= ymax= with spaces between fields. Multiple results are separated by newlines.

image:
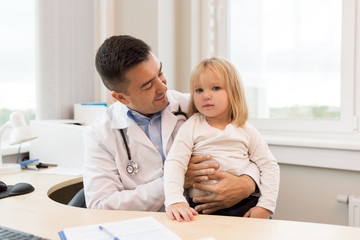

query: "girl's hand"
xmin=166 ymin=202 xmax=198 ymax=222
xmin=243 ymin=206 xmax=272 ymax=219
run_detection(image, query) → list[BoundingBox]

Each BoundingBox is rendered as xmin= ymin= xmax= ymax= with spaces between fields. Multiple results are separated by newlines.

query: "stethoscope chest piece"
xmin=120 ymin=129 xmax=139 ymax=175
xmin=126 ymin=161 xmax=139 ymax=175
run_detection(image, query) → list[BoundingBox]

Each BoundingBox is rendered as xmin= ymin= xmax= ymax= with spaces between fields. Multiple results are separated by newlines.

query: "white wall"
xmin=113 ymin=0 xmax=201 ymax=94
xmin=268 ymin=145 xmax=360 ymax=226
xmin=36 ymin=0 xmax=98 ymax=120
xmin=269 ymin=145 xmax=360 ymax=226
xmin=35 ymin=0 xmax=200 ymax=116
xmin=274 ymin=162 xmax=360 ymax=226
xmin=114 ymin=0 xmax=177 ymax=91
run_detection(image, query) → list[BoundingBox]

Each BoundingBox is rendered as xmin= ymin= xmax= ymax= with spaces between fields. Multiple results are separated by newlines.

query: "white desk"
xmin=1 ymin=170 xmax=360 ymax=240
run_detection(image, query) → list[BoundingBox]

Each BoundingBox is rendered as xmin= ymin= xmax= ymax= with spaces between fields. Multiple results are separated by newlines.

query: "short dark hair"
xmin=95 ymin=35 xmax=151 ymax=93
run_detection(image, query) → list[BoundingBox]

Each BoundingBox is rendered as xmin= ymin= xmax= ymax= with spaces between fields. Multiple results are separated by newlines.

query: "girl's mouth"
xmin=203 ymin=104 xmax=214 ymax=108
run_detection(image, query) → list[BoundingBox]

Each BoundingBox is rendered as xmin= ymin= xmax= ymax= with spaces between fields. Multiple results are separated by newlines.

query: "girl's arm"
xmin=246 ymin=124 xmax=280 ymax=214
xmin=163 ymin=118 xmax=196 ymax=208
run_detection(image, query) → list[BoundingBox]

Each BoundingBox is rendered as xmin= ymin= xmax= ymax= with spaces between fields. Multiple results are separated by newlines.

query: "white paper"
xmin=61 ymin=216 xmax=182 ymax=240
xmin=39 ymin=167 xmax=83 ymax=176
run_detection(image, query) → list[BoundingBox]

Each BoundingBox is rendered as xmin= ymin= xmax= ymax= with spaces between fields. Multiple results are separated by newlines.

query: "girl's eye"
xmin=158 ymin=72 xmax=163 ymax=77
xmin=213 ymin=86 xmax=221 ymax=91
xmin=195 ymin=88 xmax=203 ymax=93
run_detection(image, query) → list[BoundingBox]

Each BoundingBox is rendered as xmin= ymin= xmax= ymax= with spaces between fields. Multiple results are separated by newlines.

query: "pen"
xmin=98 ymin=225 xmax=120 ymax=240
xmin=19 ymin=159 xmax=39 ymax=167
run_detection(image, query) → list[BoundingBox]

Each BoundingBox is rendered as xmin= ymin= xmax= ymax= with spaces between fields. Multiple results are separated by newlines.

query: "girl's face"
xmin=193 ymin=69 xmax=231 ymax=124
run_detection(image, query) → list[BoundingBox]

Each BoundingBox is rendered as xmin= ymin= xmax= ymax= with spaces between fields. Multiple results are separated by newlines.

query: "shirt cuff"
xmin=242 ymin=162 xmax=261 ymax=196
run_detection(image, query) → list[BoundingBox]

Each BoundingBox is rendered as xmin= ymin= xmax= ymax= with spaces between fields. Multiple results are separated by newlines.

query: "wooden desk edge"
xmin=47 ymin=176 xmax=83 ymax=196
xmin=2 ymin=171 xmax=360 ymax=240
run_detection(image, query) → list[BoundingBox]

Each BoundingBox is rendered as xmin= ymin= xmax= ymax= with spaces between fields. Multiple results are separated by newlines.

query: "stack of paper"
xmin=58 ymin=216 xmax=182 ymax=240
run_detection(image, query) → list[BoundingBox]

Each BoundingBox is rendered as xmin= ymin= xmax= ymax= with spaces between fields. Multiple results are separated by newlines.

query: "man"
xmin=83 ymin=35 xmax=260 ymax=214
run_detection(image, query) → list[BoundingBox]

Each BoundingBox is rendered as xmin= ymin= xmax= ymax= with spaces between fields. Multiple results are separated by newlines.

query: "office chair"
xmin=67 ymin=188 xmax=86 ymax=208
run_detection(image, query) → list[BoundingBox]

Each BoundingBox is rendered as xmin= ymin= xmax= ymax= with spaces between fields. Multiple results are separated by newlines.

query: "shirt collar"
xmin=125 ymin=102 xmax=170 ymax=122
xmin=126 ymin=107 xmax=162 ymax=124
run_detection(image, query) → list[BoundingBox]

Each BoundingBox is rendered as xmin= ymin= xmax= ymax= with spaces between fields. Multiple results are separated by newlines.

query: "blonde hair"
xmin=188 ymin=57 xmax=248 ymax=127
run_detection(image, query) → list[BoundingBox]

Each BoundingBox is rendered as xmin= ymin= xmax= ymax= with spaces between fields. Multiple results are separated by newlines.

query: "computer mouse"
xmin=8 ymin=183 xmax=34 ymax=196
xmin=0 ymin=181 xmax=7 ymax=192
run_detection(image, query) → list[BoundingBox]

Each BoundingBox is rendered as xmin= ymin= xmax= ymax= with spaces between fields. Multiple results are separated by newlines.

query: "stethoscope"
xmin=121 ymin=106 xmax=188 ymax=175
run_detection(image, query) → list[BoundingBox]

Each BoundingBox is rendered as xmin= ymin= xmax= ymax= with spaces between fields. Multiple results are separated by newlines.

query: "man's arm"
xmin=183 ymin=154 xmax=218 ymax=188
xmin=184 ymin=154 xmax=258 ymax=214
xmin=192 ymin=172 xmax=256 ymax=214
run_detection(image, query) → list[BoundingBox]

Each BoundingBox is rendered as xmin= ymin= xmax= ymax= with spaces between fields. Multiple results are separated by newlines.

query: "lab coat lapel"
xmin=127 ymin=123 xmax=154 ymax=149
xmin=161 ymin=107 xmax=179 ymax=154
xmin=111 ymin=102 xmax=154 ymax=149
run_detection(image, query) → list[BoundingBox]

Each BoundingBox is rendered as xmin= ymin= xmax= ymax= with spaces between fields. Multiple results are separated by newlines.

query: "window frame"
xmin=208 ymin=0 xmax=360 ymax=150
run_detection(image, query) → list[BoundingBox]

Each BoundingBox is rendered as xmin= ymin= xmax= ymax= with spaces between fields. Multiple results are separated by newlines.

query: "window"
xmin=0 ymin=0 xmax=35 ymax=126
xmin=230 ymin=0 xmax=342 ymax=121
xmin=206 ymin=0 xmax=360 ymax=149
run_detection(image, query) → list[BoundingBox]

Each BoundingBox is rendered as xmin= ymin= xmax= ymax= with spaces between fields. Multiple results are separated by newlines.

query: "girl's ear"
xmin=111 ymin=91 xmax=129 ymax=105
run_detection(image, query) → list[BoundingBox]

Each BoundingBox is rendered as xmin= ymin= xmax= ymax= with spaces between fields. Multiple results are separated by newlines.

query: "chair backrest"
xmin=67 ymin=188 xmax=86 ymax=208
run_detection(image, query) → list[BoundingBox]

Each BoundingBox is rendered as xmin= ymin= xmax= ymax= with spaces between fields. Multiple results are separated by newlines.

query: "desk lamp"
xmin=0 ymin=112 xmax=38 ymax=174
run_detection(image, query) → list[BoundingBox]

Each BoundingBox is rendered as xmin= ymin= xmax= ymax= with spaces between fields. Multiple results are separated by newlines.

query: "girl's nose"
xmin=203 ymin=90 xmax=211 ymax=99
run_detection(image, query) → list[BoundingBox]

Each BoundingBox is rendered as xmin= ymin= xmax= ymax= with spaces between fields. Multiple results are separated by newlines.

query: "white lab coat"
xmin=83 ymin=90 xmax=190 ymax=211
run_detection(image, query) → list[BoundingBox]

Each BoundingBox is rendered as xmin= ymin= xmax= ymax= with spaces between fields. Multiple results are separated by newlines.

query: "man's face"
xmin=113 ymin=52 xmax=168 ymax=116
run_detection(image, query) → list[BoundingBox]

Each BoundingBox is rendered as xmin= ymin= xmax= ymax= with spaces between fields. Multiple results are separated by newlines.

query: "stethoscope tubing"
xmin=120 ymin=106 xmax=187 ymax=175
xmin=120 ymin=129 xmax=131 ymax=161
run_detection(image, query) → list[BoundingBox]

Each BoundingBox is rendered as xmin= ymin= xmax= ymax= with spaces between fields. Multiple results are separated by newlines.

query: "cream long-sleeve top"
xmin=164 ymin=113 xmax=280 ymax=213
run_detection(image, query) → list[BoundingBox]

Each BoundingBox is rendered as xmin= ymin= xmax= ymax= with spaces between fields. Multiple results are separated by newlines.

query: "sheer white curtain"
xmin=35 ymin=0 xmax=99 ymax=120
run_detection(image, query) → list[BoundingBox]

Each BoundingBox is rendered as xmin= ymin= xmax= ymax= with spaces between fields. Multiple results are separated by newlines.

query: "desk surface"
xmin=1 ymin=170 xmax=360 ymax=240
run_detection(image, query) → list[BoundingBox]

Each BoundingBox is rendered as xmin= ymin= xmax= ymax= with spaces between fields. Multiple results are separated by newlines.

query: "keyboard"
xmin=0 ymin=225 xmax=47 ymax=240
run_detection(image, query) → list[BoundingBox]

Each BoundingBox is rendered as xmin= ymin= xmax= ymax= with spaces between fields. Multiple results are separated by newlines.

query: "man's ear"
xmin=111 ymin=91 xmax=129 ymax=105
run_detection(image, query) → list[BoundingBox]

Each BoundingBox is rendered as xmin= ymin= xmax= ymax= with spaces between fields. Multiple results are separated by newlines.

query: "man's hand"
xmin=192 ymin=172 xmax=256 ymax=214
xmin=184 ymin=154 xmax=219 ymax=189
xmin=243 ymin=206 xmax=271 ymax=219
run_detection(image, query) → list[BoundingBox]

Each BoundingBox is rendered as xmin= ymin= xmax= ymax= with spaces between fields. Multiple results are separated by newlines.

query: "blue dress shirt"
xmin=127 ymin=108 xmax=165 ymax=162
